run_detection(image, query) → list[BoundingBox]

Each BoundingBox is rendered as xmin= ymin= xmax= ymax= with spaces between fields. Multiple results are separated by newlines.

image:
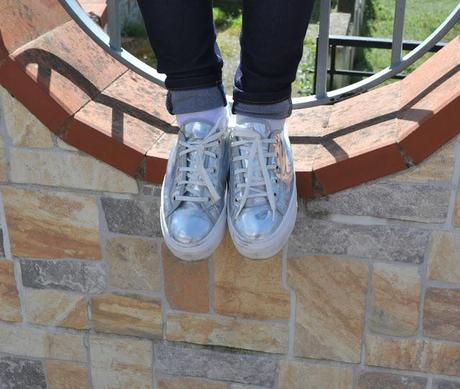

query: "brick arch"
xmin=0 ymin=0 xmax=459 ymax=198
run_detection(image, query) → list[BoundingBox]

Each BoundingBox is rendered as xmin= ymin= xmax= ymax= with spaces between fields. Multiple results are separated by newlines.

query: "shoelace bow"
xmin=231 ymin=126 xmax=277 ymax=219
xmin=173 ymin=118 xmax=225 ymax=204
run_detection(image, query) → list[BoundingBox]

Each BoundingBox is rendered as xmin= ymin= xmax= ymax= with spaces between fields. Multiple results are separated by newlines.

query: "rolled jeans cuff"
xmin=232 ymin=98 xmax=293 ymax=120
xmin=166 ymin=83 xmax=227 ymax=115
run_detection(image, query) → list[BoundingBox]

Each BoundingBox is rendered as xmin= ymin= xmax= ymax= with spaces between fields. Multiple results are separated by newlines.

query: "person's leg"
xmin=137 ymin=0 xmax=229 ymax=261
xmin=137 ymin=0 xmax=227 ymax=115
xmin=227 ymin=0 xmax=314 ymax=259
xmin=232 ymin=0 xmax=315 ymax=119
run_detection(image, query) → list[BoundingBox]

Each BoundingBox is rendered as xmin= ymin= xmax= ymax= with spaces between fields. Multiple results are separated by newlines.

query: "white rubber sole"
xmin=228 ymin=178 xmax=298 ymax=259
xmin=160 ymin=157 xmax=227 ymax=261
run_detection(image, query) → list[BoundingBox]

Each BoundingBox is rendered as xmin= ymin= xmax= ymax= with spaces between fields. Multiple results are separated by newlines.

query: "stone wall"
xmin=1 ymin=84 xmax=460 ymax=388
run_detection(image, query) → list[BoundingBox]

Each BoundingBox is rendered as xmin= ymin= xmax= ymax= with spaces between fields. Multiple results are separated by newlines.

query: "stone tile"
xmin=0 ymin=259 xmax=22 ymax=322
xmin=433 ymin=380 xmax=460 ymax=389
xmin=428 ymin=231 xmax=460 ymax=283
xmin=155 ymin=342 xmax=278 ymax=387
xmin=25 ymin=288 xmax=88 ymax=329
xmin=424 ymin=288 xmax=460 ymax=342
xmin=162 ymin=243 xmax=209 ymax=313
xmin=0 ymin=2 xmax=71 ymax=61
xmin=0 ymin=87 xmax=54 ymax=148
xmin=47 ymin=361 xmax=89 ymax=389
xmin=357 ymin=372 xmax=427 ymax=389
xmin=455 ymin=187 xmax=460 ymax=227
xmin=288 ymin=256 xmax=368 ymax=362
xmin=289 ymin=218 xmax=430 ymax=264
xmin=101 ymin=197 xmax=162 ymax=237
xmin=20 ymin=259 xmax=106 ymax=294
xmin=158 ymin=377 xmax=227 ymax=389
xmin=2 ymin=187 xmax=101 ymax=259
xmin=92 ymin=293 xmax=162 ymax=338
xmin=279 ymin=360 xmax=353 ymax=389
xmin=90 ymin=334 xmax=153 ymax=389
xmin=68 ymin=69 xmax=170 ymax=179
xmin=0 ymin=324 xmax=86 ymax=361
xmin=166 ymin=312 xmax=288 ymax=354
xmin=0 ymin=356 xmax=47 ymax=389
xmin=10 ymin=148 xmax=138 ymax=193
xmin=305 ymin=181 xmax=450 ymax=223
xmin=391 ymin=141 xmax=455 ymax=182
xmin=106 ymin=236 xmax=161 ymax=291
xmin=366 ymin=335 xmax=460 ymax=376
xmin=214 ymin=233 xmax=290 ymax=320
xmin=369 ymin=264 xmax=421 ymax=336
xmin=14 ymin=20 xmax=127 ymax=122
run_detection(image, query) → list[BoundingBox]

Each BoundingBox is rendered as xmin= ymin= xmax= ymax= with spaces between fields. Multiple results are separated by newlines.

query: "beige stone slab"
xmin=9 ymin=148 xmax=138 ymax=193
xmin=47 ymin=361 xmax=89 ymax=389
xmin=0 ymin=324 xmax=86 ymax=361
xmin=2 ymin=187 xmax=101 ymax=259
xmin=288 ymin=256 xmax=368 ymax=363
xmin=90 ymin=334 xmax=153 ymax=389
xmin=214 ymin=233 xmax=290 ymax=320
xmin=0 ymin=259 xmax=22 ymax=322
xmin=369 ymin=264 xmax=421 ymax=336
xmin=424 ymin=288 xmax=460 ymax=342
xmin=106 ymin=236 xmax=161 ymax=291
xmin=391 ymin=141 xmax=455 ymax=182
xmin=366 ymin=335 xmax=460 ymax=376
xmin=166 ymin=312 xmax=288 ymax=354
xmin=158 ymin=377 xmax=227 ymax=389
xmin=428 ymin=231 xmax=460 ymax=283
xmin=25 ymin=288 xmax=88 ymax=329
xmin=279 ymin=360 xmax=353 ymax=389
xmin=92 ymin=293 xmax=162 ymax=338
xmin=0 ymin=86 xmax=54 ymax=148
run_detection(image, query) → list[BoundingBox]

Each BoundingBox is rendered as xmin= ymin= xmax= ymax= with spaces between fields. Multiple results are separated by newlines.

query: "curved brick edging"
xmin=0 ymin=1 xmax=459 ymax=198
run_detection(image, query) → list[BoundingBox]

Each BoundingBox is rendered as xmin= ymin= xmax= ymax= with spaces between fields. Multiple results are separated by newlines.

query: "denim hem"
xmin=166 ymin=83 xmax=228 ymax=115
xmin=231 ymin=98 xmax=292 ymax=119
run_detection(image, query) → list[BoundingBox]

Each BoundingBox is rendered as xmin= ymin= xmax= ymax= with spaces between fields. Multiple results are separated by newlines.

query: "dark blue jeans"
xmin=137 ymin=0 xmax=314 ymax=119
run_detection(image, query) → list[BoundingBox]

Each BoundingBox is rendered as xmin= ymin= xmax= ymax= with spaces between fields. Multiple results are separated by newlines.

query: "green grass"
xmin=354 ymin=0 xmax=460 ymax=79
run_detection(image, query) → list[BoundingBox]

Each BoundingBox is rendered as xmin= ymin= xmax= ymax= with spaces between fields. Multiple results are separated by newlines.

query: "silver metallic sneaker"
xmin=228 ymin=118 xmax=297 ymax=259
xmin=160 ymin=115 xmax=228 ymax=261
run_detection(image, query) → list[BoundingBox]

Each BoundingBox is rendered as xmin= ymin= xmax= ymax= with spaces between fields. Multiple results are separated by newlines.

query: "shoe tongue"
xmin=237 ymin=119 xmax=271 ymax=138
xmin=182 ymin=121 xmax=213 ymax=141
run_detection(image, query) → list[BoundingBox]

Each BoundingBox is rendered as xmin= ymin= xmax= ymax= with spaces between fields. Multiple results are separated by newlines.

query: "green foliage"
xmin=354 ymin=0 xmax=460 ymax=80
xmin=213 ymin=0 xmax=242 ymax=31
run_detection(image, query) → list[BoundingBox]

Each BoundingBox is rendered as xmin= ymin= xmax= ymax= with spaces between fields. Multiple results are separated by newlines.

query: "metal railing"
xmin=315 ymin=35 xmax=447 ymax=93
xmin=59 ymin=0 xmax=460 ymax=110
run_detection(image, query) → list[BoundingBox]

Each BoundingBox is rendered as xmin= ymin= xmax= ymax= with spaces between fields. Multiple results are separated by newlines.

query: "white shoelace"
xmin=231 ymin=126 xmax=277 ymax=218
xmin=173 ymin=118 xmax=225 ymax=204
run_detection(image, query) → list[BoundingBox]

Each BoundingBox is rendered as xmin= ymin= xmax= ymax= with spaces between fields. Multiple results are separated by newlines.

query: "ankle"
xmin=176 ymin=106 xmax=228 ymax=126
xmin=235 ymin=114 xmax=285 ymax=131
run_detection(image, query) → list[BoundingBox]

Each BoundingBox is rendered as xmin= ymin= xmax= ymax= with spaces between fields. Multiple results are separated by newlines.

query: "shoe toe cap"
xmin=233 ymin=205 xmax=280 ymax=241
xmin=169 ymin=207 xmax=212 ymax=244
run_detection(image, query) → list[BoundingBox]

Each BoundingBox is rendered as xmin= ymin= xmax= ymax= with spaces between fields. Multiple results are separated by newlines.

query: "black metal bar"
xmin=329 ymin=68 xmax=406 ymax=80
xmin=329 ymin=44 xmax=336 ymax=90
xmin=327 ymin=35 xmax=447 ymax=52
xmin=313 ymin=36 xmax=319 ymax=95
xmin=313 ymin=35 xmax=446 ymax=85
